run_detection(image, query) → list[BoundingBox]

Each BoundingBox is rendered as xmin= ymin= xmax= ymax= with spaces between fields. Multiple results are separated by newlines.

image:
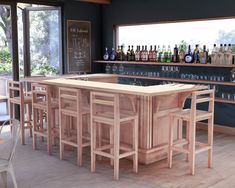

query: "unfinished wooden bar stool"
xmin=8 ymin=80 xmax=33 ymax=145
xmin=59 ymin=87 xmax=90 ymax=166
xmin=168 ymin=89 xmax=214 ymax=175
xmin=31 ymin=83 xmax=58 ymax=155
xmin=90 ymin=92 xmax=139 ymax=180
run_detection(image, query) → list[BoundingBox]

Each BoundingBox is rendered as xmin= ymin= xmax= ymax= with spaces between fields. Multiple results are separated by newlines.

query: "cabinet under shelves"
xmin=94 ymin=60 xmax=235 ymax=68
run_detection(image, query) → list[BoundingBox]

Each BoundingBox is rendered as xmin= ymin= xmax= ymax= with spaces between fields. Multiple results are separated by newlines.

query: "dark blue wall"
xmin=101 ymin=0 xmax=235 ymax=128
xmin=64 ymin=0 xmax=102 ymax=73
xmin=102 ymin=0 xmax=235 ymax=49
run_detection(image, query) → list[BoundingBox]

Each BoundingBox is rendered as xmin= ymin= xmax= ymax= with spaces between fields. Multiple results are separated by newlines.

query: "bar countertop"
xmin=42 ymin=75 xmax=207 ymax=96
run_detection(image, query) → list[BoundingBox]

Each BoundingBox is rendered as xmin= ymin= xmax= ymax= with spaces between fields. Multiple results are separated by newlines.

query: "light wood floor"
xmin=0 ymin=129 xmax=235 ymax=188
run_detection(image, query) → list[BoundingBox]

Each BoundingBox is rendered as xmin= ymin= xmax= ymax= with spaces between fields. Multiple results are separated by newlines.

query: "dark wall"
xmin=102 ymin=0 xmax=235 ymax=48
xmin=63 ymin=0 xmax=102 ymax=73
xmin=101 ymin=0 xmax=235 ymax=128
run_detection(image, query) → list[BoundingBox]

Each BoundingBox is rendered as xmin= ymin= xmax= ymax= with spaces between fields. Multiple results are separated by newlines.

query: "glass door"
xmin=0 ymin=4 xmax=12 ymax=116
xmin=19 ymin=5 xmax=62 ymax=77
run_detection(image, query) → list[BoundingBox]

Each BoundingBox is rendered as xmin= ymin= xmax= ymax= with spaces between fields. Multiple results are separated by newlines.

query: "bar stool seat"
xmin=168 ymin=89 xmax=214 ymax=175
xmin=90 ymin=92 xmax=139 ymax=180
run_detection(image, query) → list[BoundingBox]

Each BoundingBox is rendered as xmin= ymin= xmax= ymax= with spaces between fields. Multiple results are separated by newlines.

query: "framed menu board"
xmin=67 ymin=20 xmax=91 ymax=73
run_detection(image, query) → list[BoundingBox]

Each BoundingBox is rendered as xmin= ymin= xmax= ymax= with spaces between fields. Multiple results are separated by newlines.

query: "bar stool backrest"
xmin=8 ymin=81 xmax=24 ymax=100
xmin=31 ymin=83 xmax=50 ymax=108
xmin=190 ymin=89 xmax=214 ymax=119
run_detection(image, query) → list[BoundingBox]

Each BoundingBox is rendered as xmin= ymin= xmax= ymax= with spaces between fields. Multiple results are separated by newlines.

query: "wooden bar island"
xmin=26 ymin=74 xmax=207 ymax=164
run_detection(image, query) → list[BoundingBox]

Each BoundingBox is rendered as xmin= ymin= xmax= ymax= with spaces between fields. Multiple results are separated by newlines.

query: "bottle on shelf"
xmin=120 ymin=45 xmax=125 ymax=61
xmin=130 ymin=45 xmax=135 ymax=61
xmin=184 ymin=45 xmax=193 ymax=63
xmin=193 ymin=44 xmax=200 ymax=63
xmin=172 ymin=44 xmax=179 ymax=63
xmin=103 ymin=47 xmax=109 ymax=61
xmin=110 ymin=47 xmax=116 ymax=61
xmin=179 ymin=45 xmax=185 ymax=63
xmin=116 ymin=46 xmax=121 ymax=61
xmin=225 ymin=43 xmax=233 ymax=65
xmin=166 ymin=45 xmax=172 ymax=62
xmin=135 ymin=46 xmax=140 ymax=61
xmin=211 ymin=44 xmax=218 ymax=64
xmin=157 ymin=45 xmax=161 ymax=62
xmin=140 ymin=45 xmax=144 ymax=61
xmin=218 ymin=44 xmax=224 ymax=64
xmin=127 ymin=45 xmax=131 ymax=61
xmin=148 ymin=45 xmax=153 ymax=62
xmin=161 ymin=45 xmax=166 ymax=62
xmin=144 ymin=45 xmax=148 ymax=62
xmin=152 ymin=45 xmax=157 ymax=62
xmin=199 ymin=45 xmax=208 ymax=64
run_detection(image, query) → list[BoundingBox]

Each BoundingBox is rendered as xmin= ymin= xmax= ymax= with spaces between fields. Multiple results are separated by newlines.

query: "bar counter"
xmin=25 ymin=74 xmax=207 ymax=164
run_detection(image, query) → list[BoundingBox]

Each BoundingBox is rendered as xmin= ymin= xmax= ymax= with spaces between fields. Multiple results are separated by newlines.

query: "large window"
xmin=117 ymin=18 xmax=235 ymax=52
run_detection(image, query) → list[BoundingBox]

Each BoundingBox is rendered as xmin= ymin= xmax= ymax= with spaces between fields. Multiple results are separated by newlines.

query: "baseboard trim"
xmin=197 ymin=122 xmax=235 ymax=136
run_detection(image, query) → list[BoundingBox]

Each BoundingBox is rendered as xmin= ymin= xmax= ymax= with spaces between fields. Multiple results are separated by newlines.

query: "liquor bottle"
xmin=179 ymin=45 xmax=185 ymax=63
xmin=226 ymin=44 xmax=233 ymax=65
xmin=166 ymin=45 xmax=172 ymax=62
xmin=184 ymin=45 xmax=193 ymax=63
xmin=103 ymin=47 xmax=109 ymax=60
xmin=127 ymin=45 xmax=131 ymax=61
xmin=193 ymin=44 xmax=200 ymax=63
xmin=218 ymin=44 xmax=224 ymax=64
xmin=152 ymin=45 xmax=157 ymax=62
xmin=116 ymin=46 xmax=121 ymax=61
xmin=110 ymin=48 xmax=116 ymax=61
xmin=172 ymin=44 xmax=179 ymax=63
xmin=148 ymin=45 xmax=153 ymax=61
xmin=157 ymin=45 xmax=161 ymax=62
xmin=140 ymin=45 xmax=144 ymax=61
xmin=118 ymin=64 xmax=124 ymax=74
xmin=161 ymin=45 xmax=166 ymax=62
xmin=211 ymin=44 xmax=218 ymax=64
xmin=144 ymin=45 xmax=148 ymax=61
xmin=199 ymin=45 xmax=207 ymax=64
xmin=130 ymin=45 xmax=135 ymax=61
xmin=120 ymin=45 xmax=125 ymax=61
xmin=135 ymin=46 xmax=140 ymax=61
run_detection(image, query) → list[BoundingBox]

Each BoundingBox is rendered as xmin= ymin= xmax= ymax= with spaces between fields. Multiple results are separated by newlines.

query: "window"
xmin=117 ymin=18 xmax=235 ymax=52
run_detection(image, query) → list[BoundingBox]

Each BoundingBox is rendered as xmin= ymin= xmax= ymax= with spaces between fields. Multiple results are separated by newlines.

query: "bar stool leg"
xmin=133 ymin=117 xmax=138 ymax=173
xmin=33 ymin=109 xmax=37 ymax=150
xmin=28 ymin=104 xmax=33 ymax=138
xmin=189 ymin=121 xmax=196 ymax=175
xmin=91 ymin=121 xmax=96 ymax=173
xmin=208 ymin=118 xmax=213 ymax=168
xmin=110 ymin=126 xmax=114 ymax=166
xmin=185 ymin=120 xmax=190 ymax=162
xmin=59 ymin=113 xmax=64 ymax=160
xmin=20 ymin=103 xmax=25 ymax=145
xmin=113 ymin=121 xmax=120 ymax=180
xmin=78 ymin=113 xmax=83 ymax=166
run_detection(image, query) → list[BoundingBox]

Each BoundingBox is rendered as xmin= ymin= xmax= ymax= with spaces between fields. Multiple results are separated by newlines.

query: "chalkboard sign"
xmin=67 ymin=20 xmax=91 ymax=73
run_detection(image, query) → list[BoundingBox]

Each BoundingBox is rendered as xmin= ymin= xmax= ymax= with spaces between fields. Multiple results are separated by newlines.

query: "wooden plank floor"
xmin=0 ymin=129 xmax=234 ymax=188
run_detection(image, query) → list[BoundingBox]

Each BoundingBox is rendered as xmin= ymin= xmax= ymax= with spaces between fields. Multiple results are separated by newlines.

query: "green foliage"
xmin=0 ymin=48 xmax=12 ymax=75
xmin=31 ymin=62 xmax=59 ymax=75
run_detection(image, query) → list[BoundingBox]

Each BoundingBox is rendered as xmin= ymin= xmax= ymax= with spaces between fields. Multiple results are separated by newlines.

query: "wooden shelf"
xmin=118 ymin=74 xmax=235 ymax=86
xmin=94 ymin=60 xmax=235 ymax=68
xmin=215 ymin=98 xmax=235 ymax=104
